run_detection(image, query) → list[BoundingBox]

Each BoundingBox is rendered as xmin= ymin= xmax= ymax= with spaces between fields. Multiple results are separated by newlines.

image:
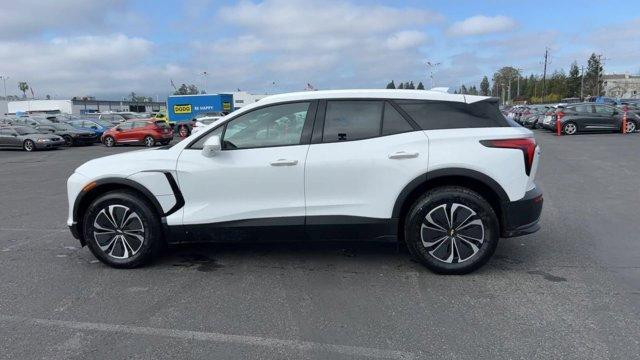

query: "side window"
xmin=573 ymin=105 xmax=592 ymax=113
xmin=222 ymin=102 xmax=310 ymax=149
xmin=397 ymin=100 xmax=508 ymax=130
xmin=382 ymin=102 xmax=414 ymax=136
xmin=133 ymin=121 xmax=147 ymax=128
xmin=118 ymin=122 xmax=134 ymax=130
xmin=190 ymin=126 xmax=224 ymax=149
xmin=0 ymin=129 xmax=13 ymax=135
xmin=594 ymin=106 xmax=614 ymax=115
xmin=323 ymin=100 xmax=383 ymax=142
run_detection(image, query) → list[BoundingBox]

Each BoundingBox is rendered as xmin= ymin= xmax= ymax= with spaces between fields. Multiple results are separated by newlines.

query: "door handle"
xmin=388 ymin=151 xmax=419 ymax=159
xmin=270 ymin=159 xmax=298 ymax=166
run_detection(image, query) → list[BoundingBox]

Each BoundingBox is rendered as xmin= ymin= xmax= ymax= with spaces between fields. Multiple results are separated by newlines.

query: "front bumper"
xmin=501 ymin=186 xmax=543 ymax=238
xmin=35 ymin=140 xmax=65 ymax=149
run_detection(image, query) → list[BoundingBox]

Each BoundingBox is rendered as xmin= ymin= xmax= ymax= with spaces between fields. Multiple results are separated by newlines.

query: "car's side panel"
xmin=426 ymin=127 xmax=533 ymax=202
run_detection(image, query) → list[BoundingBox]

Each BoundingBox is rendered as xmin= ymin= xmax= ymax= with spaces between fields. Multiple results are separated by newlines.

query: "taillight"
xmin=480 ymin=138 xmax=537 ymax=176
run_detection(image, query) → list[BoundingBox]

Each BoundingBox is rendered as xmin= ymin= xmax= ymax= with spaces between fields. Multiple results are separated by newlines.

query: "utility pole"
xmin=201 ymin=71 xmax=208 ymax=94
xmin=580 ymin=65 xmax=585 ymax=100
xmin=501 ymin=83 xmax=506 ymax=105
xmin=516 ymin=68 xmax=523 ymax=98
xmin=542 ymin=48 xmax=549 ymax=100
xmin=507 ymin=79 xmax=512 ymax=104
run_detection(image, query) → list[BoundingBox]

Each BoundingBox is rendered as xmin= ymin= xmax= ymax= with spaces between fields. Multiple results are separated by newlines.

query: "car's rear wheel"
xmin=563 ymin=122 xmax=578 ymax=135
xmin=104 ymin=136 xmax=115 ymax=147
xmin=23 ymin=139 xmax=35 ymax=152
xmin=83 ymin=191 xmax=163 ymax=268
xmin=143 ymin=136 xmax=155 ymax=147
xmin=62 ymin=135 xmax=73 ymax=146
xmin=404 ymin=186 xmax=499 ymax=274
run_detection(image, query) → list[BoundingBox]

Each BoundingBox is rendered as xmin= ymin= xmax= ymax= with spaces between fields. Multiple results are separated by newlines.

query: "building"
xmin=0 ymin=100 xmax=7 ymax=115
xmin=7 ymin=98 xmax=166 ymax=115
xmin=227 ymin=91 xmax=268 ymax=109
xmin=603 ymin=74 xmax=640 ymax=99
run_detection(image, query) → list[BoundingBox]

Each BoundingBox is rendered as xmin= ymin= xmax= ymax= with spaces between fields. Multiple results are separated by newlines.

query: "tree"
xmin=480 ymin=76 xmax=490 ymax=96
xmin=174 ymin=83 xmax=200 ymax=95
xmin=468 ymin=85 xmax=478 ymax=95
xmin=397 ymin=82 xmax=404 ymax=89
xmin=386 ymin=80 xmax=396 ymax=89
xmin=407 ymin=81 xmax=415 ymax=89
xmin=417 ymin=82 xmax=425 ymax=90
xmin=129 ymin=92 xmax=137 ymax=102
xmin=492 ymin=67 xmax=520 ymax=101
xmin=584 ymin=53 xmax=603 ymax=97
xmin=46 ymin=94 xmax=51 ymax=100
xmin=459 ymin=84 xmax=468 ymax=94
xmin=18 ymin=82 xmax=29 ymax=98
xmin=567 ymin=61 xmax=581 ymax=98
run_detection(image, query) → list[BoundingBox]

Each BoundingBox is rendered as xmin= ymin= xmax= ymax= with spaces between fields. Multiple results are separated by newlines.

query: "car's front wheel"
xmin=103 ymin=136 xmax=115 ymax=147
xmin=82 ymin=191 xmax=163 ymax=268
xmin=404 ymin=186 xmax=499 ymax=274
xmin=23 ymin=139 xmax=35 ymax=152
xmin=62 ymin=135 xmax=73 ymax=146
xmin=563 ymin=122 xmax=578 ymax=135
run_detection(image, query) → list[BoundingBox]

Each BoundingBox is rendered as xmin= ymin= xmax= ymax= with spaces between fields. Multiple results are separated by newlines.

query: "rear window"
xmin=396 ymin=99 xmax=509 ymax=130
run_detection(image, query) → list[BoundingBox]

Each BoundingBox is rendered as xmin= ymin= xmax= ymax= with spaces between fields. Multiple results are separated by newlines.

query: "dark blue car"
xmin=66 ymin=119 xmax=113 ymax=139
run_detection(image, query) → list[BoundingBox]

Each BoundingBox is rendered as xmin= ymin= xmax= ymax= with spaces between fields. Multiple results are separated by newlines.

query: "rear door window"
xmin=397 ymin=100 xmax=508 ymax=130
xmin=323 ymin=100 xmax=383 ymax=142
xmin=382 ymin=102 xmax=414 ymax=136
xmin=594 ymin=105 xmax=615 ymax=115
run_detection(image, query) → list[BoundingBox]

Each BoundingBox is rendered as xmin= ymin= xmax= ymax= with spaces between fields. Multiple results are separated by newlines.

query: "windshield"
xmin=93 ymin=120 xmax=112 ymax=128
xmin=121 ymin=113 xmax=145 ymax=120
xmin=15 ymin=126 xmax=38 ymax=135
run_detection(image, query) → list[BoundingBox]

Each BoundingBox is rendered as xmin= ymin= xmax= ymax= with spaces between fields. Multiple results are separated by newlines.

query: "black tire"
xmin=62 ymin=135 xmax=73 ymax=146
xmin=562 ymin=121 xmax=578 ymax=135
xmin=82 ymin=190 xmax=164 ymax=268
xmin=23 ymin=139 xmax=36 ymax=152
xmin=103 ymin=136 xmax=116 ymax=147
xmin=143 ymin=136 xmax=155 ymax=147
xmin=404 ymin=186 xmax=499 ymax=275
xmin=624 ymin=120 xmax=637 ymax=133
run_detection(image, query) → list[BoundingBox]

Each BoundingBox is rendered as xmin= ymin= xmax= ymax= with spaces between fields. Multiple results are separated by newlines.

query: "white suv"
xmin=67 ymin=90 xmax=542 ymax=274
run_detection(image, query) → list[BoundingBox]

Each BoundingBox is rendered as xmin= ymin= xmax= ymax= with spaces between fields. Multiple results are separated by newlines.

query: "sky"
xmin=1 ymin=0 xmax=639 ymax=100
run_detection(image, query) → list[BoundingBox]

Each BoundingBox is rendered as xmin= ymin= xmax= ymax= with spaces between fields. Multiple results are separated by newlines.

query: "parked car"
xmin=101 ymin=119 xmax=173 ymax=147
xmin=7 ymin=116 xmax=54 ymax=127
xmin=35 ymin=123 xmax=97 ymax=146
xmin=191 ymin=116 xmax=223 ymax=135
xmin=547 ymin=103 xmax=638 ymax=134
xmin=521 ymin=106 xmax=551 ymax=129
xmin=86 ymin=112 xmax=146 ymax=126
xmin=67 ymin=89 xmax=543 ymax=274
xmin=66 ymin=119 xmax=112 ymax=139
xmin=0 ymin=125 xmax=65 ymax=151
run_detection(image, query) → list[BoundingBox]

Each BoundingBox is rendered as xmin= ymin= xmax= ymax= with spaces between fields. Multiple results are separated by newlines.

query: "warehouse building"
xmin=7 ymin=98 xmax=166 ymax=115
xmin=603 ymin=74 xmax=640 ymax=99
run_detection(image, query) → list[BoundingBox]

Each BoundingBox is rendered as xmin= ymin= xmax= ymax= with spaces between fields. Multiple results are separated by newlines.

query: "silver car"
xmin=0 ymin=126 xmax=65 ymax=151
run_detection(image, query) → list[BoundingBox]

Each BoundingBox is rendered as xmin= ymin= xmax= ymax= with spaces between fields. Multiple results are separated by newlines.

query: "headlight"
xmin=36 ymin=138 xmax=50 ymax=142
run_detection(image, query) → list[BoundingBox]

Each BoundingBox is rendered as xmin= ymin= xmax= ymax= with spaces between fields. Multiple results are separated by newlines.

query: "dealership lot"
xmin=0 ymin=131 xmax=639 ymax=359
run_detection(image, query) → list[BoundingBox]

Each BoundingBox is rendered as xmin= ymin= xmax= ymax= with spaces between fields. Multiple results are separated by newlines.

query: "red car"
xmin=101 ymin=120 xmax=173 ymax=147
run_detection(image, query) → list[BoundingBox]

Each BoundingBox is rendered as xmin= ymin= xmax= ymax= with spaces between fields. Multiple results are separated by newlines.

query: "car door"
xmin=593 ymin=105 xmax=619 ymax=130
xmin=304 ymin=100 xmax=428 ymax=239
xmin=114 ymin=121 xmax=134 ymax=141
xmin=0 ymin=128 xmax=18 ymax=147
xmin=175 ymin=101 xmax=315 ymax=240
xmin=565 ymin=104 xmax=594 ymax=131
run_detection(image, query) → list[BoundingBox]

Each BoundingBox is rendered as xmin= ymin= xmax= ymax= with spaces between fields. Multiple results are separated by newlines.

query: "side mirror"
xmin=202 ymin=135 xmax=222 ymax=158
xmin=116 ymin=127 xmax=122 ymax=131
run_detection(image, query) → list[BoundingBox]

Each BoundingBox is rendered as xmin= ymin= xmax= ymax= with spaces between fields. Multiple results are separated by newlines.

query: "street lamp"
xmin=202 ymin=71 xmax=208 ymax=93
xmin=426 ymin=61 xmax=441 ymax=89
xmin=0 ymin=76 xmax=8 ymax=98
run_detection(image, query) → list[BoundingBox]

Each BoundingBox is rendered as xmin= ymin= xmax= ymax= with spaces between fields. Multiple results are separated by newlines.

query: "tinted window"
xmin=223 ymin=102 xmax=310 ymax=149
xmin=594 ymin=105 xmax=614 ymax=115
xmin=397 ymin=100 xmax=508 ymax=130
xmin=132 ymin=121 xmax=148 ymax=128
xmin=0 ymin=129 xmax=15 ymax=135
xmin=569 ymin=105 xmax=592 ymax=113
xmin=323 ymin=101 xmax=383 ymax=142
xmin=118 ymin=122 xmax=134 ymax=130
xmin=382 ymin=102 xmax=414 ymax=136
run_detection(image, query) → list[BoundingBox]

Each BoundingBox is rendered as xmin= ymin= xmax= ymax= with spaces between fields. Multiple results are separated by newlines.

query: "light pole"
xmin=202 ymin=71 xmax=208 ymax=93
xmin=426 ymin=61 xmax=441 ymax=89
xmin=0 ymin=76 xmax=8 ymax=98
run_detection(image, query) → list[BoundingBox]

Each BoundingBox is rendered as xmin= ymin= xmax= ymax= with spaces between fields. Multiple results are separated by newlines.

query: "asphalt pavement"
xmin=0 ymin=131 xmax=639 ymax=359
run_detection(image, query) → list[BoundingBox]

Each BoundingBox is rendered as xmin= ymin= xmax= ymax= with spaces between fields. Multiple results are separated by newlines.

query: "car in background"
xmin=191 ymin=117 xmax=221 ymax=135
xmin=6 ymin=116 xmax=54 ymax=127
xmin=521 ymin=105 xmax=551 ymax=129
xmin=35 ymin=123 xmax=97 ymax=146
xmin=101 ymin=119 xmax=173 ymax=147
xmin=0 ymin=125 xmax=65 ymax=151
xmin=86 ymin=112 xmax=146 ymax=126
xmin=546 ymin=103 xmax=638 ymax=134
xmin=66 ymin=119 xmax=112 ymax=139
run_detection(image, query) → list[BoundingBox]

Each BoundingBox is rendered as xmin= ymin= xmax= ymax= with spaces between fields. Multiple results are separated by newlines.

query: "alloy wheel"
xmin=144 ymin=136 xmax=154 ymax=147
xmin=625 ymin=121 xmax=636 ymax=133
xmin=563 ymin=123 xmax=577 ymax=135
xmin=24 ymin=140 xmax=34 ymax=151
xmin=93 ymin=205 xmax=145 ymax=259
xmin=420 ymin=203 xmax=485 ymax=264
xmin=105 ymin=137 xmax=114 ymax=147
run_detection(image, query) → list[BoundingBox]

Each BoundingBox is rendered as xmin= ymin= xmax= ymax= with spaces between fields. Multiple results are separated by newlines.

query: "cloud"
xmin=385 ymin=31 xmax=429 ymax=50
xmin=0 ymin=0 xmax=127 ymax=39
xmin=447 ymin=15 xmax=516 ymax=37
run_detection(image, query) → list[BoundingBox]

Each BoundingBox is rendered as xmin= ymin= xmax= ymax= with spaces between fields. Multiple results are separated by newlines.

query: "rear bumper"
xmin=501 ymin=186 xmax=543 ymax=238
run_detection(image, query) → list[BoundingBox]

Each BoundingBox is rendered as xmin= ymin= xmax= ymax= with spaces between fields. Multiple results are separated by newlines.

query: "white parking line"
xmin=0 ymin=314 xmax=417 ymax=359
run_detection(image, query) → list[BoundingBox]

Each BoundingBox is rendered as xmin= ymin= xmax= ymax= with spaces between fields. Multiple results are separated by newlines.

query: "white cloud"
xmin=385 ymin=31 xmax=429 ymax=50
xmin=447 ymin=15 xmax=516 ymax=37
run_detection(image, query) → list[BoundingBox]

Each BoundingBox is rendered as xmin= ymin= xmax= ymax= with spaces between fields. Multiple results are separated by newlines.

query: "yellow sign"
xmin=173 ymin=104 xmax=192 ymax=114
xmin=223 ymin=101 xmax=231 ymax=111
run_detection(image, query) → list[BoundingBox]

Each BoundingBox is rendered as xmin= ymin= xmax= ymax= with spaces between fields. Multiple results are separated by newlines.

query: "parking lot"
xmin=0 ymin=130 xmax=639 ymax=359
